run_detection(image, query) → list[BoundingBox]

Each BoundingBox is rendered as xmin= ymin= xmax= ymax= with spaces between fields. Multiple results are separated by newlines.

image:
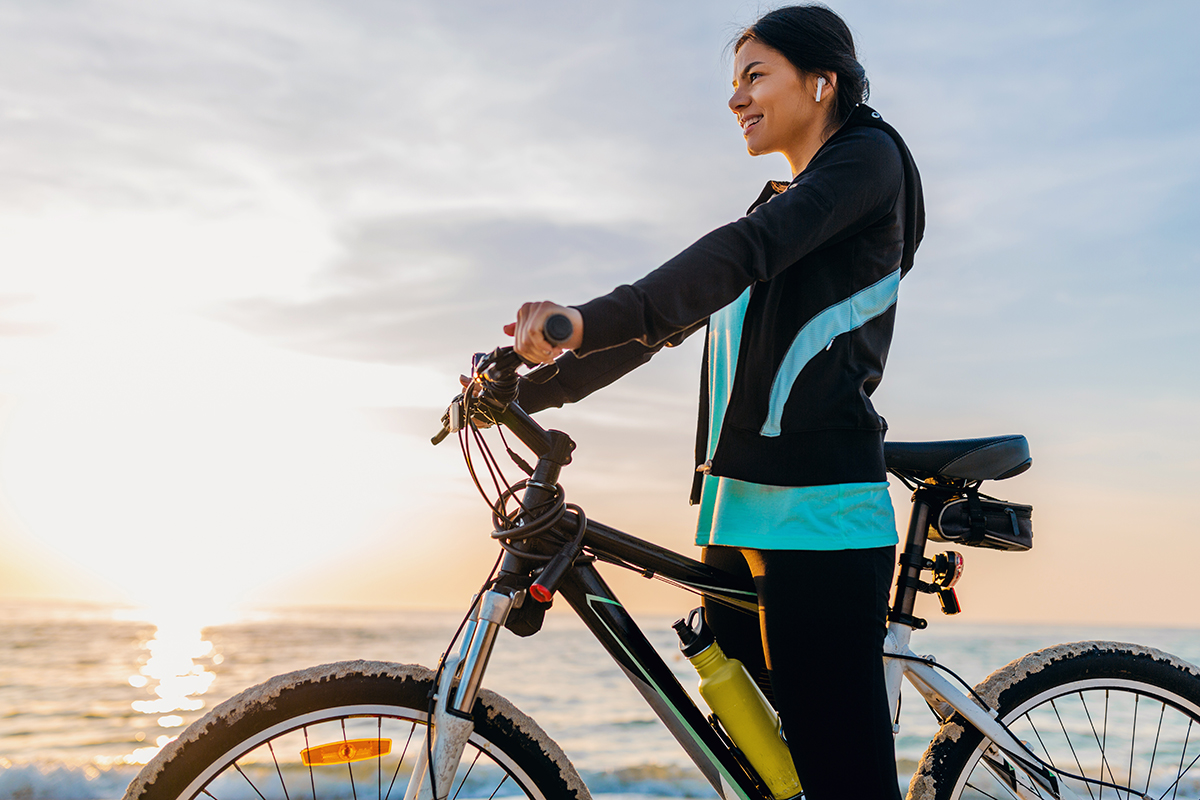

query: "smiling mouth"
xmin=740 ymin=115 xmax=762 ymax=135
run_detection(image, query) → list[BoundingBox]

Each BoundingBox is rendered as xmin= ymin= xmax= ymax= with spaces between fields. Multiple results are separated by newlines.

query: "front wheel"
xmin=123 ymin=660 xmax=591 ymax=800
xmin=910 ymin=642 xmax=1200 ymax=800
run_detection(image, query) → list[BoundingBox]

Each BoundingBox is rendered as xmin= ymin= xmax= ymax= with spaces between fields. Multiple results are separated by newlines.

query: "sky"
xmin=0 ymin=0 xmax=1197 ymax=627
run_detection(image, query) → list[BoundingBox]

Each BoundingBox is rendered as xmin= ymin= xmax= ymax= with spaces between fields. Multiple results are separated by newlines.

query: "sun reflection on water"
xmin=124 ymin=612 xmax=223 ymax=765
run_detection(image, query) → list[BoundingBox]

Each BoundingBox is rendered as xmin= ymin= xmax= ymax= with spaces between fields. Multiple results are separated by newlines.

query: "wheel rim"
xmin=179 ymin=703 xmax=550 ymax=800
xmin=949 ymin=678 xmax=1200 ymax=800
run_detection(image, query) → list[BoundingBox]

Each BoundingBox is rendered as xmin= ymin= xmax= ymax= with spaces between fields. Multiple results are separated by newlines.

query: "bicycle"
xmin=123 ymin=330 xmax=1200 ymax=800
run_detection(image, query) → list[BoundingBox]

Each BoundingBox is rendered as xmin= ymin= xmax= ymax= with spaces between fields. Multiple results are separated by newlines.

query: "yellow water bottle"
xmin=673 ymin=608 xmax=801 ymax=800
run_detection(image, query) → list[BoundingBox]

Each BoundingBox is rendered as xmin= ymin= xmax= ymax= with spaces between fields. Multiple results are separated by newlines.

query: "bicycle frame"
xmin=418 ymin=384 xmax=1081 ymax=800
xmin=565 ymin=514 xmax=1077 ymax=800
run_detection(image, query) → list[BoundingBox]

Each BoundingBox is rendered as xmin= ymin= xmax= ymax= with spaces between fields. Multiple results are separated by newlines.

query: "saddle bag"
xmin=928 ymin=489 xmax=1033 ymax=552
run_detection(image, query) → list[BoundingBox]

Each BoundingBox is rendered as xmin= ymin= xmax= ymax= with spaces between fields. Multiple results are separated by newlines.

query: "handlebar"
xmin=430 ymin=313 xmax=575 ymax=448
xmin=543 ymin=313 xmax=573 ymax=346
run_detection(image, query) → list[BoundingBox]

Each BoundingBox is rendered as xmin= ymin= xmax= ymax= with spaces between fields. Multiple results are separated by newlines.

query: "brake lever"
xmin=432 ymin=343 xmax=540 ymax=446
xmin=431 ymin=395 xmax=465 ymax=446
xmin=431 ymin=422 xmax=452 ymax=446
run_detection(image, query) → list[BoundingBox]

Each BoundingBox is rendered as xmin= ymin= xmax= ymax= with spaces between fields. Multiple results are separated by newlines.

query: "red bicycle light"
xmin=932 ymin=551 xmax=964 ymax=588
xmin=529 ymin=584 xmax=554 ymax=604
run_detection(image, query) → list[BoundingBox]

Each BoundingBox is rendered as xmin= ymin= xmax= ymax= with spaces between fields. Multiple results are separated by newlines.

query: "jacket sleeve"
xmin=574 ymin=127 xmax=903 ymax=356
xmin=516 ymin=321 xmax=704 ymax=413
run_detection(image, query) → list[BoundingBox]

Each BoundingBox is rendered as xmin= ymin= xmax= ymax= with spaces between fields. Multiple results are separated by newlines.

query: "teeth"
xmin=741 ymin=116 xmax=761 ymax=131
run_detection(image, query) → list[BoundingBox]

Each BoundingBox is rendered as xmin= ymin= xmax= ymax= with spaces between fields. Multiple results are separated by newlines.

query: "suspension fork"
xmin=450 ymin=426 xmax=573 ymax=718
xmin=407 ymin=428 xmax=574 ymax=799
xmin=456 ymin=425 xmax=573 ymax=702
xmin=404 ymin=589 xmax=517 ymax=800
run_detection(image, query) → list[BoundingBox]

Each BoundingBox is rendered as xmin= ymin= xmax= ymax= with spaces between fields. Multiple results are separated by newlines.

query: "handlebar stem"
xmin=493 ymin=403 xmax=572 ymax=464
xmin=497 ymin=428 xmax=576 ymax=578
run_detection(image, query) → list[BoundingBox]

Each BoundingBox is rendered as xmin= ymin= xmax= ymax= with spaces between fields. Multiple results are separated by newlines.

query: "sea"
xmin=2 ymin=599 xmax=1199 ymax=800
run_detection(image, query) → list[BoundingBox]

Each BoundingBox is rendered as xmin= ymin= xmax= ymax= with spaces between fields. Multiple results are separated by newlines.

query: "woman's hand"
xmin=504 ymin=302 xmax=584 ymax=363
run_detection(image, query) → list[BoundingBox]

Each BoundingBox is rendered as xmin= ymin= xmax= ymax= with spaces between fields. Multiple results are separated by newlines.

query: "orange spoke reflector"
xmin=300 ymin=738 xmax=392 ymax=766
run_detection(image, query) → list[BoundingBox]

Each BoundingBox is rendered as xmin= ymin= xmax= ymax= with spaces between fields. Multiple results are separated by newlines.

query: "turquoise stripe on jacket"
xmin=760 ymin=268 xmax=901 ymax=437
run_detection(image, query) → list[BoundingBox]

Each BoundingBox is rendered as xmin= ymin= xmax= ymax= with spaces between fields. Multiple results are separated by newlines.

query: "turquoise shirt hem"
xmin=695 ymin=478 xmax=898 ymax=551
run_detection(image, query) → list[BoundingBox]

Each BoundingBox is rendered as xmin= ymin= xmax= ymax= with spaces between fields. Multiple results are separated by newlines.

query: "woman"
xmin=508 ymin=6 xmax=923 ymax=798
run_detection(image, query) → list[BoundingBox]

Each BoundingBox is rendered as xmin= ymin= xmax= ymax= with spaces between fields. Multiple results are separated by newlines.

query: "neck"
xmin=785 ymin=114 xmax=838 ymax=177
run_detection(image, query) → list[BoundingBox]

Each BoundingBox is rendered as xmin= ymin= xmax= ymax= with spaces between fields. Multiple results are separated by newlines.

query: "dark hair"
xmin=734 ymin=4 xmax=869 ymax=130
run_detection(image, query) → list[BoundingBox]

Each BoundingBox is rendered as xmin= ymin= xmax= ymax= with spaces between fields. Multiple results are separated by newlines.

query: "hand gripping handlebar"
xmin=542 ymin=312 xmax=573 ymax=347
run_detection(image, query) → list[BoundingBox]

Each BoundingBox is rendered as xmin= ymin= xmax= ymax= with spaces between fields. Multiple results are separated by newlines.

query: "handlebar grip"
xmin=543 ymin=313 xmax=574 ymax=346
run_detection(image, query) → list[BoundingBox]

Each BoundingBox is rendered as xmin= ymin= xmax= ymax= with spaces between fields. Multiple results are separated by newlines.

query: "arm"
xmin=575 ymin=128 xmax=903 ymax=356
xmin=517 ymin=321 xmax=704 ymax=413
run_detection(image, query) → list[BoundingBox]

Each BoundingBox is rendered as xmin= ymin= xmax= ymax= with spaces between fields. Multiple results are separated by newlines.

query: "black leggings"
xmin=702 ymin=545 xmax=902 ymax=800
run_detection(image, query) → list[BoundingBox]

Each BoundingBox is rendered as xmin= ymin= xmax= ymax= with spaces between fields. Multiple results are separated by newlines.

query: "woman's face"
xmin=729 ymin=40 xmax=826 ymax=168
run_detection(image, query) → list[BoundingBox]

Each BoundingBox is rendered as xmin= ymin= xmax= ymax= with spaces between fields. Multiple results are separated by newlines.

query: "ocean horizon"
xmin=3 ymin=599 xmax=1199 ymax=799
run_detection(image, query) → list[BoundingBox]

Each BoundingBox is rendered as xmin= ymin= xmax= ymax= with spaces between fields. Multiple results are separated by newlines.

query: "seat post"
xmin=889 ymin=490 xmax=936 ymax=628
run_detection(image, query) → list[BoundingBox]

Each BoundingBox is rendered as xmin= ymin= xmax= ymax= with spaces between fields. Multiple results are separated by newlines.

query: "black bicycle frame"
xmin=476 ymin=389 xmax=931 ymax=799
xmin=557 ymin=516 xmax=768 ymax=800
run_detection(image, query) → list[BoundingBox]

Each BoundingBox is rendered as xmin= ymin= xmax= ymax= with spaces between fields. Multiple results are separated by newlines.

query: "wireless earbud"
xmin=815 ymin=77 xmax=826 ymax=102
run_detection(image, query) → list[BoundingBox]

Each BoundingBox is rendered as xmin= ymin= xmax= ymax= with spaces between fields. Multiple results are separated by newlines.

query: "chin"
xmin=743 ymin=134 xmax=770 ymax=157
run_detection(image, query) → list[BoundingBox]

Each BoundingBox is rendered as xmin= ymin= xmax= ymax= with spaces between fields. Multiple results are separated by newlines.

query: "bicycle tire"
xmin=908 ymin=641 xmax=1200 ymax=800
xmin=123 ymin=660 xmax=591 ymax=800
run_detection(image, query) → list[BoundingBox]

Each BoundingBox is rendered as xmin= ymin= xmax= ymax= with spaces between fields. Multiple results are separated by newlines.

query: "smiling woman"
xmin=502 ymin=6 xmax=923 ymax=800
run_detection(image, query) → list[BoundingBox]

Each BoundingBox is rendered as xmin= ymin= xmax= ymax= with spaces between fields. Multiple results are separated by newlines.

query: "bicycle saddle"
xmin=884 ymin=435 xmax=1031 ymax=482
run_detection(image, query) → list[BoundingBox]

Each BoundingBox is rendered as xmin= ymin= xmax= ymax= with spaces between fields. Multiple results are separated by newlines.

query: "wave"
xmin=0 ymin=759 xmax=739 ymax=799
xmin=0 ymin=758 xmax=907 ymax=800
xmin=0 ymin=761 xmax=140 ymax=800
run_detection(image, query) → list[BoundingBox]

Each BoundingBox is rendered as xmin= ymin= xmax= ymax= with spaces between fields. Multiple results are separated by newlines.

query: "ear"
xmin=814 ymin=71 xmax=837 ymax=103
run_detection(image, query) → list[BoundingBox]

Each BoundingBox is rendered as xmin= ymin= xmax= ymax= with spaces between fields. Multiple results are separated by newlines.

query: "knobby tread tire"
xmin=908 ymin=641 xmax=1200 ymax=800
xmin=122 ymin=660 xmax=591 ymax=800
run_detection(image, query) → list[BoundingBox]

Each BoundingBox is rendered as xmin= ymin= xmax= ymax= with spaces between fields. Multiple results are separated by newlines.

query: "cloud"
xmin=1 ymin=0 xmax=1198 ymax=622
xmin=218 ymin=210 xmax=673 ymax=364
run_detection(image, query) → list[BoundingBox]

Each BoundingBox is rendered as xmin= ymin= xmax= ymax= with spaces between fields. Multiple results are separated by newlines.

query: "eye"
xmin=748 ymin=72 xmax=763 ymax=82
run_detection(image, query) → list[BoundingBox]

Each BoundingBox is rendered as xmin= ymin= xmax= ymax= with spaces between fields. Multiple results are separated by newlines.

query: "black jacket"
xmin=519 ymin=105 xmax=924 ymax=503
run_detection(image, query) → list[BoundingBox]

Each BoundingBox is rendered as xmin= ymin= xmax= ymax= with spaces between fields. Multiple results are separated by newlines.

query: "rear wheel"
xmin=123 ymin=661 xmax=590 ymax=800
xmin=910 ymin=642 xmax=1200 ymax=800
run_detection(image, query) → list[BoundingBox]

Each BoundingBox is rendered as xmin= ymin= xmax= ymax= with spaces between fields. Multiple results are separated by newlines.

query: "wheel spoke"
xmin=451 ymin=748 xmax=483 ymax=799
xmin=384 ymin=723 xmax=418 ymax=800
xmin=1146 ymin=702 xmax=1166 ymax=797
xmin=1078 ymin=690 xmax=1119 ymax=793
xmin=1155 ymin=743 xmax=1200 ymax=800
xmin=1128 ymin=693 xmax=1139 ymax=800
xmin=304 ymin=726 xmax=317 ymax=800
xmin=341 ymin=719 xmax=359 ymax=800
xmin=1100 ymin=690 xmax=1108 ymax=800
xmin=964 ymin=779 xmax=1010 ymax=800
xmin=1052 ymin=697 xmax=1096 ymax=800
xmin=1099 ymin=695 xmax=1120 ymax=797
xmin=1025 ymin=711 xmax=1059 ymax=776
xmin=1162 ymin=719 xmax=1193 ymax=800
xmin=376 ymin=718 xmax=383 ymax=800
xmin=486 ymin=772 xmax=511 ymax=799
xmin=268 ymin=741 xmax=291 ymax=800
xmin=233 ymin=763 xmax=270 ymax=800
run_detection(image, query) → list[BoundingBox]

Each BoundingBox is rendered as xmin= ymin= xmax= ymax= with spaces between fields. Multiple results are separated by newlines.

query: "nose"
xmin=729 ymin=86 xmax=748 ymax=114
